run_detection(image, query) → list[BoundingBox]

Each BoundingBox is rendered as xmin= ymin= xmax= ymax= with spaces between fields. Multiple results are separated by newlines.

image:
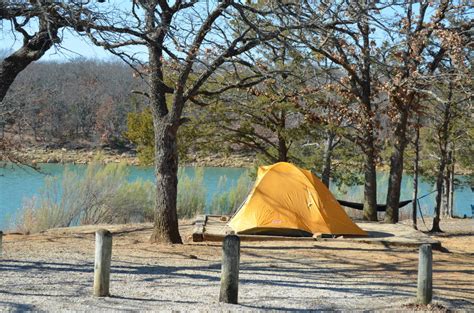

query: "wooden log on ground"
xmin=94 ymin=229 xmax=112 ymax=297
xmin=417 ymin=244 xmax=433 ymax=305
xmin=219 ymin=235 xmax=240 ymax=304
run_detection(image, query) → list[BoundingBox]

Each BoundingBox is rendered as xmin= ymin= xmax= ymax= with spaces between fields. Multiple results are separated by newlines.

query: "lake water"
xmin=0 ymin=163 xmax=472 ymax=229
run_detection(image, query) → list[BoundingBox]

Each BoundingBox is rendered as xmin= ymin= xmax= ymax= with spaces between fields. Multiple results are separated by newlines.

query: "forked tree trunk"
xmin=385 ymin=110 xmax=409 ymax=223
xmin=147 ymin=43 xmax=182 ymax=244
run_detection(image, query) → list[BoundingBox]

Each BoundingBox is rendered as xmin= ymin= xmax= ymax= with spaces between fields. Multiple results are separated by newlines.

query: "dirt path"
xmin=1 ymin=219 xmax=472 ymax=311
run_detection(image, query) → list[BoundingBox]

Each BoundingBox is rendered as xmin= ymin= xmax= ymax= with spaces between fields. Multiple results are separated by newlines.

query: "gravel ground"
xmin=0 ymin=219 xmax=472 ymax=312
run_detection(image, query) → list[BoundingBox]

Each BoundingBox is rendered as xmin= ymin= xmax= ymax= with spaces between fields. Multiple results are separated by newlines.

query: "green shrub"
xmin=210 ymin=172 xmax=252 ymax=215
xmin=15 ymin=160 xmax=155 ymax=233
xmin=177 ymin=168 xmax=206 ymax=218
xmin=15 ymin=161 xmax=245 ymax=233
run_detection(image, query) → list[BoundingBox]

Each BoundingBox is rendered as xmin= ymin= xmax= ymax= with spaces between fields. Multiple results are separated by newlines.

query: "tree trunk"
xmin=321 ymin=132 xmax=335 ymax=188
xmin=442 ymin=152 xmax=451 ymax=218
xmin=277 ymin=133 xmax=288 ymax=162
xmin=363 ymin=141 xmax=378 ymax=221
xmin=360 ymin=11 xmax=377 ymax=222
xmin=449 ymin=150 xmax=455 ymax=218
xmin=277 ymin=110 xmax=288 ymax=162
xmin=431 ymin=155 xmax=446 ymax=233
xmin=412 ymin=118 xmax=420 ymax=230
xmin=149 ymin=117 xmax=182 ymax=244
xmin=431 ymin=97 xmax=452 ymax=233
xmin=148 ymin=43 xmax=182 ymax=244
xmin=385 ymin=110 xmax=409 ymax=223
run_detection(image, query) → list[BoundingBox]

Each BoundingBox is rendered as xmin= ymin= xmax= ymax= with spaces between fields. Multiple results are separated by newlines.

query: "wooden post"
xmin=417 ymin=244 xmax=432 ymax=305
xmin=94 ymin=229 xmax=112 ymax=297
xmin=219 ymin=235 xmax=240 ymax=304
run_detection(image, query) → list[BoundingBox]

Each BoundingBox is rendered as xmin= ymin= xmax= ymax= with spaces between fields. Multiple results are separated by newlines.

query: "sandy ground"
xmin=0 ymin=219 xmax=473 ymax=312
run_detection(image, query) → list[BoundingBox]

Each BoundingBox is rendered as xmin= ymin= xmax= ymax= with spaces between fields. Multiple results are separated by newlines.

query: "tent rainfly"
xmin=229 ymin=162 xmax=367 ymax=237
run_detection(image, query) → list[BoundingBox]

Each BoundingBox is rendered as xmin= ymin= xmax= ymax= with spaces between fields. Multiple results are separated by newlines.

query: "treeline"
xmin=1 ymin=59 xmax=144 ymax=148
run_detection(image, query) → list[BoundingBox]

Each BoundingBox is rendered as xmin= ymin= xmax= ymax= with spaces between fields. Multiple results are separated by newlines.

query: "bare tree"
xmin=72 ymin=1 xmax=320 ymax=243
xmin=1 ymin=1 xmax=61 ymax=101
xmin=289 ymin=1 xmax=382 ymax=220
xmin=383 ymin=0 xmax=449 ymax=223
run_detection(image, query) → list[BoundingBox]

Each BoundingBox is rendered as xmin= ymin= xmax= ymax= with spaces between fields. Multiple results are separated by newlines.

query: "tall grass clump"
xmin=210 ymin=172 xmax=252 ymax=215
xmin=177 ymin=167 xmax=206 ymax=218
xmin=15 ymin=160 xmax=155 ymax=234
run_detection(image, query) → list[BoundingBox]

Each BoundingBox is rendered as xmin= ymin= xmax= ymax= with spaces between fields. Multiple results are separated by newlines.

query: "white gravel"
xmin=0 ymin=223 xmax=472 ymax=312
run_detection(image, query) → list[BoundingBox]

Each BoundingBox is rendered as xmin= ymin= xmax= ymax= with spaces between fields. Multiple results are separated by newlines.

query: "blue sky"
xmin=1 ymin=27 xmax=116 ymax=61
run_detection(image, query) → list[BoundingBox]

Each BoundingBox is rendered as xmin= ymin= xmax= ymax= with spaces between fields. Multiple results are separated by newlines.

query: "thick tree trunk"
xmin=363 ymin=141 xmax=378 ymax=221
xmin=0 ymin=29 xmax=57 ymax=102
xmin=321 ymin=132 xmax=335 ymax=188
xmin=149 ymin=117 xmax=182 ymax=244
xmin=385 ymin=110 xmax=409 ymax=223
xmin=148 ymin=43 xmax=182 ymax=244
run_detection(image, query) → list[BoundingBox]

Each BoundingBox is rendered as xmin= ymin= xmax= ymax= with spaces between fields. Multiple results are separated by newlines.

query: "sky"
xmin=1 ymin=27 xmax=116 ymax=61
xmin=1 ymin=2 xmax=468 ymax=63
xmin=0 ymin=0 xmax=138 ymax=62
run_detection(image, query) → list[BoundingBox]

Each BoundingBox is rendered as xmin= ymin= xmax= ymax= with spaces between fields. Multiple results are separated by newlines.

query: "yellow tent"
xmin=229 ymin=162 xmax=367 ymax=236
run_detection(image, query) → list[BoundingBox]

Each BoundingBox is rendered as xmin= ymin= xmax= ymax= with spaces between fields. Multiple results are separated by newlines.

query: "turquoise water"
xmin=0 ymin=164 xmax=472 ymax=228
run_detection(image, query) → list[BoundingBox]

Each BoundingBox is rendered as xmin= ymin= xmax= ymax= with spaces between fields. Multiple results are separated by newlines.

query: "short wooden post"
xmin=94 ymin=229 xmax=112 ymax=297
xmin=0 ymin=231 xmax=3 ymax=257
xmin=417 ymin=244 xmax=433 ymax=305
xmin=219 ymin=235 xmax=240 ymax=304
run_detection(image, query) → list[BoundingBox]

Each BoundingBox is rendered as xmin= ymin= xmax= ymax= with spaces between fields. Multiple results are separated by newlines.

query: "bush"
xmin=15 ymin=161 xmax=245 ymax=233
xmin=15 ymin=160 xmax=155 ymax=233
xmin=209 ymin=172 xmax=252 ymax=215
xmin=177 ymin=168 xmax=206 ymax=218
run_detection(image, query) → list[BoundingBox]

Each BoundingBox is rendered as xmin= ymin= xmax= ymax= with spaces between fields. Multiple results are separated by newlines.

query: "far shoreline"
xmin=7 ymin=147 xmax=256 ymax=168
xmin=5 ymin=147 xmax=474 ymax=175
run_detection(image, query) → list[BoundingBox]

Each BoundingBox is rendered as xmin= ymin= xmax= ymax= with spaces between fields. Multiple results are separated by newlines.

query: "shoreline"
xmin=10 ymin=147 xmax=255 ymax=168
xmin=6 ymin=147 xmax=473 ymax=174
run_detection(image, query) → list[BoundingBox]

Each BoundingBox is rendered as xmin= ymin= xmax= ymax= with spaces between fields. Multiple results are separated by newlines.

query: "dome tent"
xmin=228 ymin=162 xmax=367 ymax=237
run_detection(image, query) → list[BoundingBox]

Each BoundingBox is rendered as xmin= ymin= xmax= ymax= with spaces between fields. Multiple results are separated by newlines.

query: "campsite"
xmin=1 ymin=218 xmax=473 ymax=311
xmin=1 ymin=1 xmax=473 ymax=312
xmin=1 ymin=162 xmax=473 ymax=311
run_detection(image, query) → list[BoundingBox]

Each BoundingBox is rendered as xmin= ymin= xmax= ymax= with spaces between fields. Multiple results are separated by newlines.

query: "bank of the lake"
xmin=10 ymin=147 xmax=255 ymax=168
xmin=1 ymin=163 xmax=472 ymax=230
